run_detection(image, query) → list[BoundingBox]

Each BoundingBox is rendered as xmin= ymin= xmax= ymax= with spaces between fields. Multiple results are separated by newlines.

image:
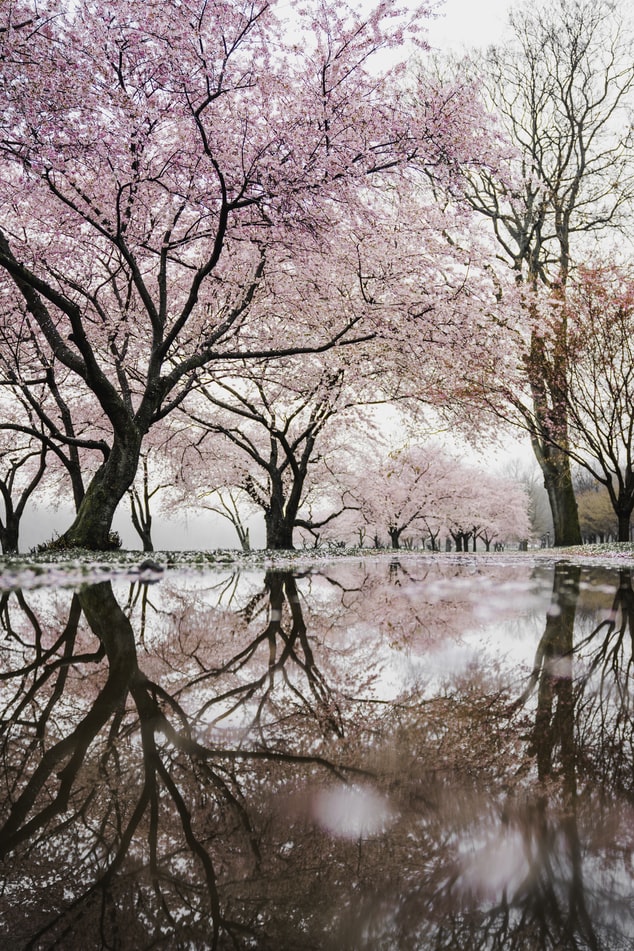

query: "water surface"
xmin=0 ymin=555 xmax=632 ymax=950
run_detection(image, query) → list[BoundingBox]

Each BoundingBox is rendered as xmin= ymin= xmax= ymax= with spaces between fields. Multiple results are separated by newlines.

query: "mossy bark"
xmin=536 ymin=444 xmax=582 ymax=548
xmin=56 ymin=429 xmax=143 ymax=550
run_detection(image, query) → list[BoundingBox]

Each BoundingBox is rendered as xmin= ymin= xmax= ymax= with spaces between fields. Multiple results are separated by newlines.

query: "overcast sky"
xmin=425 ymin=0 xmax=512 ymax=51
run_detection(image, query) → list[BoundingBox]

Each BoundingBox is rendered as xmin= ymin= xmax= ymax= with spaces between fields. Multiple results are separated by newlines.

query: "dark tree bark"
xmin=0 ymin=444 xmax=47 ymax=554
xmin=0 ymin=512 xmax=20 ymax=555
xmin=617 ymin=511 xmax=633 ymax=544
xmin=265 ymin=503 xmax=296 ymax=550
xmin=450 ymin=530 xmax=472 ymax=552
xmin=388 ymin=527 xmax=402 ymax=549
xmin=59 ymin=428 xmax=143 ymax=550
xmin=532 ymin=437 xmax=581 ymax=548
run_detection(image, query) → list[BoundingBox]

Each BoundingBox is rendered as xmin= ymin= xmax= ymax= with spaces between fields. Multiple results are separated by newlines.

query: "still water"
xmin=0 ymin=554 xmax=632 ymax=950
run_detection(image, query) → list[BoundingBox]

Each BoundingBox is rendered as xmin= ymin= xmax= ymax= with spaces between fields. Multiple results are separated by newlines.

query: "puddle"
xmin=0 ymin=557 xmax=632 ymax=949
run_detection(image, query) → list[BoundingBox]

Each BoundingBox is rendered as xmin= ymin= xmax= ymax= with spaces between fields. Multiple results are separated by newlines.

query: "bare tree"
xmin=562 ymin=266 xmax=634 ymax=540
xmin=460 ymin=0 xmax=634 ymax=545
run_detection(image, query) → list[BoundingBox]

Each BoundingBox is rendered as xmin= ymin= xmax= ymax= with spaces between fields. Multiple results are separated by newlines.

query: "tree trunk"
xmin=542 ymin=464 xmax=581 ymax=547
xmin=525 ymin=324 xmax=582 ymax=548
xmin=617 ymin=511 xmax=631 ymax=543
xmin=264 ymin=468 xmax=311 ymax=550
xmin=237 ymin=525 xmax=250 ymax=553
xmin=388 ymin=528 xmax=401 ymax=549
xmin=265 ymin=507 xmax=294 ymax=550
xmin=57 ymin=429 xmax=143 ymax=550
xmin=129 ymin=458 xmax=155 ymax=552
xmin=130 ymin=498 xmax=154 ymax=552
xmin=0 ymin=513 xmax=19 ymax=554
xmin=138 ymin=528 xmax=154 ymax=553
xmin=531 ymin=565 xmax=579 ymax=789
xmin=531 ymin=438 xmax=581 ymax=547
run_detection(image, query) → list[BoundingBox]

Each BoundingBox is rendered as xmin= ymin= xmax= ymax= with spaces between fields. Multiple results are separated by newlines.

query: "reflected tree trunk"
xmin=0 ymin=584 xmax=136 ymax=856
xmin=517 ymin=564 xmax=598 ymax=951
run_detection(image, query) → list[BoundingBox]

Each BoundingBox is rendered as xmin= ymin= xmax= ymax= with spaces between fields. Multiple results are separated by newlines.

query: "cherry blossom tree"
xmin=162 ymin=427 xmax=262 ymax=550
xmin=198 ymin=488 xmax=255 ymax=552
xmin=448 ymin=470 xmax=532 ymax=552
xmin=127 ymin=450 xmax=175 ymax=552
xmin=340 ymin=442 xmax=461 ymax=549
xmin=171 ymin=160 xmax=507 ymax=551
xmin=0 ymin=295 xmax=108 ymax=514
xmin=339 ymin=440 xmax=532 ymax=551
xmin=175 ymin=356 xmax=373 ymax=548
xmin=2 ymin=0 xmax=494 ymax=550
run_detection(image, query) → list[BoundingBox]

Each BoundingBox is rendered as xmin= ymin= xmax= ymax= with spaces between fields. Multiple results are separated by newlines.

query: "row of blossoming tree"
xmin=1 ymin=0 xmax=634 ymax=551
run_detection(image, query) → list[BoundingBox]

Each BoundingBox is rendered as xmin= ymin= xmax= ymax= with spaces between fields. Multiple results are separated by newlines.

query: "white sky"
xmin=424 ymin=0 xmax=513 ymax=52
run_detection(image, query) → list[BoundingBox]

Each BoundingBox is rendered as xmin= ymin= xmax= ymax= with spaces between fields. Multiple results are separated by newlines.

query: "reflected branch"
xmin=0 ymin=561 xmax=631 ymax=949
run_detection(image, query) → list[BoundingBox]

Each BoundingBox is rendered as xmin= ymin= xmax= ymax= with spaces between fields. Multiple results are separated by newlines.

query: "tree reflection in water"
xmin=0 ymin=559 xmax=632 ymax=950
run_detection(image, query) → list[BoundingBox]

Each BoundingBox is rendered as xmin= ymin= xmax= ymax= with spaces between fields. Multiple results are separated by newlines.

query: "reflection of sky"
xmin=116 ymin=558 xmax=626 ymax=712
xmin=318 ymin=560 xmax=558 ymax=700
xmin=2 ymin=556 xmax=633 ymax=949
xmin=7 ymin=557 xmax=625 ymax=731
